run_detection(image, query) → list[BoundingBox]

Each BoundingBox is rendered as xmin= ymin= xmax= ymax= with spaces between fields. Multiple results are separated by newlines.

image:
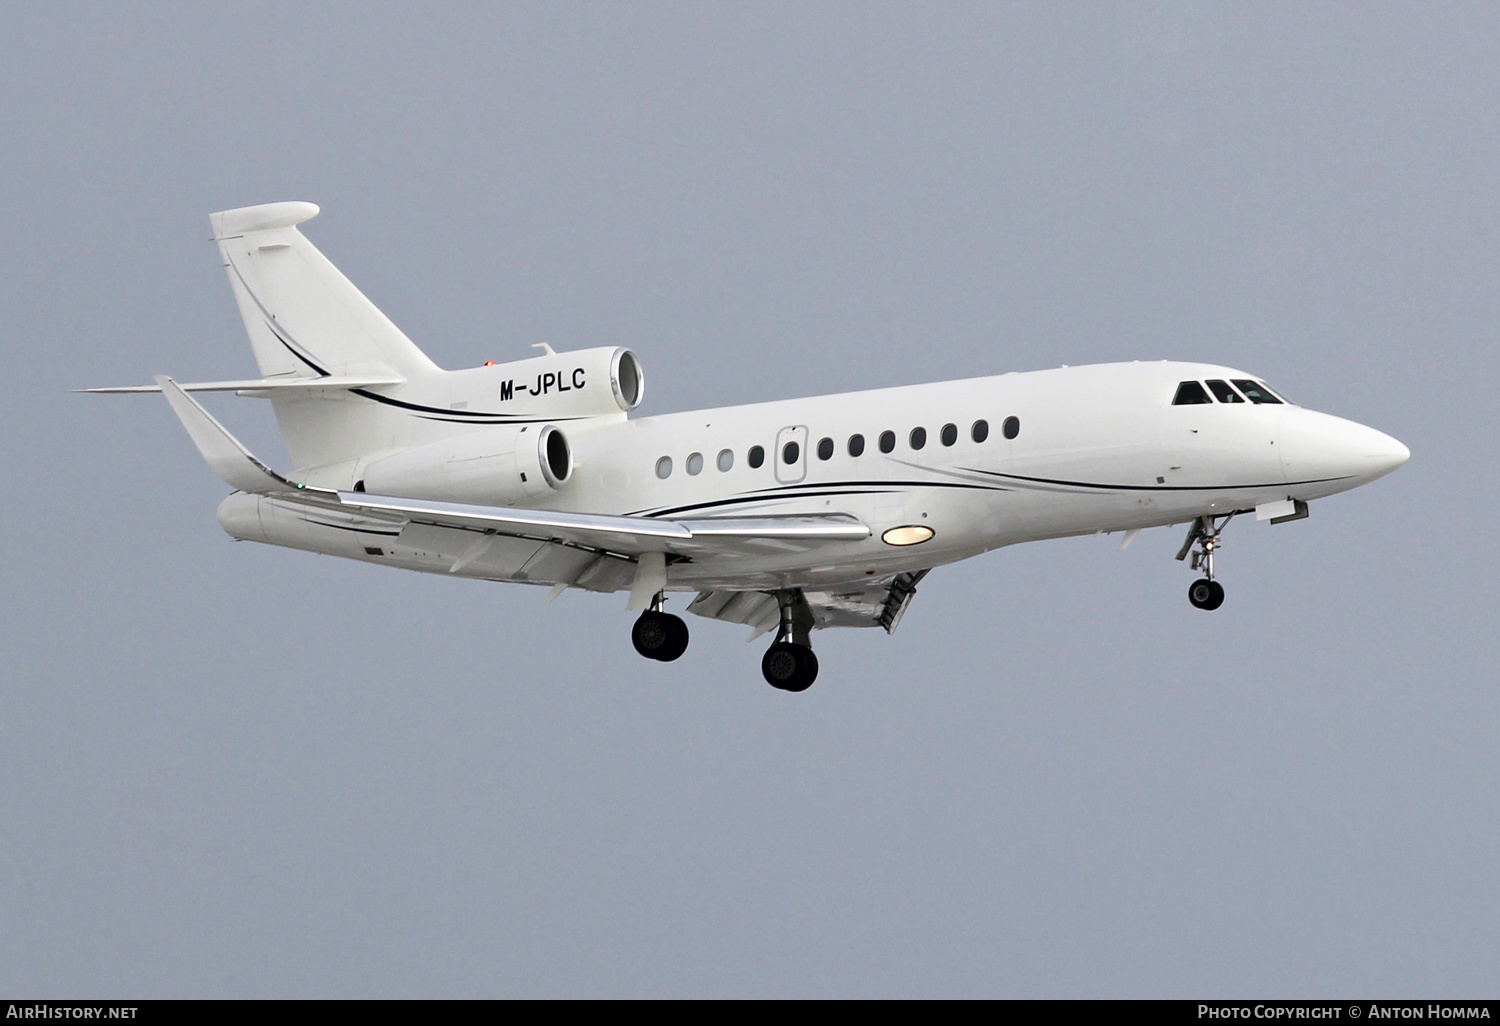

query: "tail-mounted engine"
xmin=361 ymin=423 xmax=572 ymax=506
xmin=445 ymin=346 xmax=644 ymax=419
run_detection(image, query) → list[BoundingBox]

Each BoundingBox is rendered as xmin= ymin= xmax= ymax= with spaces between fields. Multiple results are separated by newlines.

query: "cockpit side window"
xmin=1205 ymin=379 xmax=1245 ymax=403
xmin=1173 ymin=381 xmax=1213 ymax=405
xmin=1231 ymin=379 xmax=1283 ymax=404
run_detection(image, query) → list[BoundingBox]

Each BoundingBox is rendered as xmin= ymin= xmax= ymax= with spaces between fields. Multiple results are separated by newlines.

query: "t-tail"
xmin=208 ymin=201 xmax=454 ymax=474
xmin=83 ymin=201 xmax=646 ymax=493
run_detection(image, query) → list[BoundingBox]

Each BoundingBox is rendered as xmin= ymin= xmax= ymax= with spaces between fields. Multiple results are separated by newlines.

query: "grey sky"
xmin=1 ymin=2 xmax=1495 ymax=997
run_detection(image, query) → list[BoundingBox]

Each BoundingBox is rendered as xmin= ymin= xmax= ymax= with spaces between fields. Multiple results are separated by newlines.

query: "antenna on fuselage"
xmin=532 ymin=343 xmax=557 ymax=357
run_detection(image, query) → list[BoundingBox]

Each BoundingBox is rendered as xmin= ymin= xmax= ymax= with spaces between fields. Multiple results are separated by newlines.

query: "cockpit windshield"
xmin=1172 ymin=381 xmax=1213 ymax=405
xmin=1174 ymin=378 xmax=1290 ymax=406
xmin=1205 ymin=379 xmax=1245 ymax=403
xmin=1232 ymin=379 xmax=1284 ymax=404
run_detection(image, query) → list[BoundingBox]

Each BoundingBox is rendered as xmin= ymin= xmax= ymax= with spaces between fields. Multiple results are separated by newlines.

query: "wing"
xmin=149 ymin=374 xmax=870 ymax=559
xmin=688 ymin=569 xmax=930 ymax=640
xmin=336 ymin=491 xmax=870 ymax=558
xmin=152 ymin=376 xmax=316 ymax=495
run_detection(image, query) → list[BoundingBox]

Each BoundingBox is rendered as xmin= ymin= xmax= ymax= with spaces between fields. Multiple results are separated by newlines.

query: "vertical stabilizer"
xmin=210 ymin=201 xmax=439 ymax=381
xmin=209 ymin=202 xmax=446 ymax=474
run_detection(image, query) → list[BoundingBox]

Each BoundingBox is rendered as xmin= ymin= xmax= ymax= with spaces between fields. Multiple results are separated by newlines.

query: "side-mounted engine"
xmin=361 ymin=422 xmax=573 ymax=506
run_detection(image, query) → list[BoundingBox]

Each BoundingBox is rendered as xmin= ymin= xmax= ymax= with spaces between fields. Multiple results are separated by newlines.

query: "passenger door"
xmin=774 ymin=425 xmax=809 ymax=484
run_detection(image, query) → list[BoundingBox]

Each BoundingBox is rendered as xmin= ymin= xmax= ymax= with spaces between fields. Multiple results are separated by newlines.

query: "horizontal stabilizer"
xmin=155 ymin=376 xmax=314 ymax=495
xmin=79 ymin=375 xmax=403 ymax=395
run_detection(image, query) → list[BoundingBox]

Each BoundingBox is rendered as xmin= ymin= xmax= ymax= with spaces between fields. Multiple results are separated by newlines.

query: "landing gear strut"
xmin=761 ymin=589 xmax=818 ymax=691
xmin=631 ymin=592 xmax=689 ymax=661
xmin=1177 ymin=513 xmax=1235 ymax=611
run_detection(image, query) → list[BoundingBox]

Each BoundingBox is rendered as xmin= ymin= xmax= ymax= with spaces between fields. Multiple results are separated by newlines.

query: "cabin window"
xmin=686 ymin=452 xmax=704 ymax=475
xmin=717 ymin=448 xmax=734 ymax=471
xmin=748 ymin=445 xmax=765 ymax=468
xmin=655 ymin=456 xmax=673 ymax=479
xmin=1172 ymin=381 xmax=1213 ymax=405
xmin=848 ymin=433 xmax=865 ymax=457
xmin=1232 ymin=379 xmax=1283 ymax=404
xmin=1206 ymin=379 xmax=1245 ymax=403
xmin=1003 ymin=416 xmax=1020 ymax=440
xmin=782 ymin=440 xmax=801 ymax=465
xmin=817 ymin=437 xmax=834 ymax=460
xmin=972 ymin=419 xmax=989 ymax=443
xmin=910 ymin=427 xmax=927 ymax=450
xmin=940 ymin=423 xmax=958 ymax=446
xmin=879 ymin=430 xmax=896 ymax=453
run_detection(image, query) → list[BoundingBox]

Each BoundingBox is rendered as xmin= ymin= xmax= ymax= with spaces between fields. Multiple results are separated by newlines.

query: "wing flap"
xmin=688 ymin=569 xmax=931 ymax=637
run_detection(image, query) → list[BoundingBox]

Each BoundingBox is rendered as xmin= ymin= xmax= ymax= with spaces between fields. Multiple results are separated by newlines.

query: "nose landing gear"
xmin=761 ymin=589 xmax=818 ymax=691
xmin=1187 ymin=577 xmax=1225 ymax=610
xmin=631 ymin=593 xmax=689 ymax=661
xmin=1177 ymin=513 xmax=1237 ymax=611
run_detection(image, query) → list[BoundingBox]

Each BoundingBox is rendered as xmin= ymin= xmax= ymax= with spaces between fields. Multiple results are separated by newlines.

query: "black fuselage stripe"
xmin=632 ymin=479 xmax=1011 ymax=517
xmin=297 ymin=517 xmax=404 ymax=536
xmin=747 ymin=479 xmax=1004 ymax=495
xmin=232 ymin=259 xmax=537 ymax=423
xmin=348 ymin=387 xmax=529 ymax=420
xmin=634 ymin=488 xmax=893 ymax=517
xmin=967 ymin=469 xmax=1354 ymax=492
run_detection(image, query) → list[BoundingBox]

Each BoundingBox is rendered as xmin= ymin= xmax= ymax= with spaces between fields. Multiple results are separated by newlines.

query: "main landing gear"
xmin=631 ymin=594 xmax=689 ymax=662
xmin=1176 ymin=513 xmax=1236 ymax=611
xmin=761 ymin=589 xmax=818 ymax=692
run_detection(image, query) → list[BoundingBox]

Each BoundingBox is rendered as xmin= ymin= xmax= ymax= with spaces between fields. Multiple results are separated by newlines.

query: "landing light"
xmin=882 ymin=525 xmax=934 ymax=546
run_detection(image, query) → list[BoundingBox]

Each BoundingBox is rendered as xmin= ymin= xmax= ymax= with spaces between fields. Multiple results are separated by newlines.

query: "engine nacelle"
xmin=361 ymin=423 xmax=572 ymax=506
xmin=441 ymin=346 xmax=644 ymax=419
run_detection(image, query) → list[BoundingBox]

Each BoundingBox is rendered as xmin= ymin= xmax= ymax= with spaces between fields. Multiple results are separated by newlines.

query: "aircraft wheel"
xmin=1188 ymin=578 xmax=1225 ymax=611
xmin=762 ymin=642 xmax=818 ymax=691
xmin=657 ymin=614 xmax=689 ymax=662
xmin=1204 ymin=581 xmax=1225 ymax=610
xmin=633 ymin=611 xmax=690 ymax=661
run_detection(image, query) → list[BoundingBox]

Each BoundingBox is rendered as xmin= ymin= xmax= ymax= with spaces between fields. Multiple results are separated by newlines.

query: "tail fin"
xmin=211 ymin=202 xmax=440 ymax=381
xmin=210 ymin=202 xmax=445 ymax=474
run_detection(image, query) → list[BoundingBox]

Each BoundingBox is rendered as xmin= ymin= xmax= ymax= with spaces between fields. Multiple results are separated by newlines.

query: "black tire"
xmin=632 ymin=611 xmax=672 ymax=659
xmin=1188 ymin=578 xmax=1216 ymax=610
xmin=1204 ymin=580 xmax=1225 ymax=611
xmin=762 ymin=642 xmax=818 ymax=691
xmin=657 ymin=614 xmax=689 ymax=662
xmin=787 ymin=646 xmax=818 ymax=692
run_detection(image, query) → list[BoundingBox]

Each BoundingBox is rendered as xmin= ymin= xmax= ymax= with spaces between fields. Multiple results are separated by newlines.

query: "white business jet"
xmin=85 ymin=202 xmax=1409 ymax=691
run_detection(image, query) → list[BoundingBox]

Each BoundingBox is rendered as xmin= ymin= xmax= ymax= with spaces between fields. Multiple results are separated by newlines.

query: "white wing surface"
xmin=154 ymin=376 xmax=313 ymax=495
xmin=153 ymin=373 xmax=870 ymax=560
xmin=335 ymin=491 xmax=870 ymax=558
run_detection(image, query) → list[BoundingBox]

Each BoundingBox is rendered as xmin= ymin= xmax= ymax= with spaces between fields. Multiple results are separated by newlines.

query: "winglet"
xmin=155 ymin=375 xmax=302 ymax=494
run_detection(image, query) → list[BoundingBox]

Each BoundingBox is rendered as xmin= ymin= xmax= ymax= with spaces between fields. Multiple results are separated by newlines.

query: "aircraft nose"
xmin=1279 ymin=410 xmax=1410 ymax=484
xmin=1367 ymin=429 xmax=1411 ymax=477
